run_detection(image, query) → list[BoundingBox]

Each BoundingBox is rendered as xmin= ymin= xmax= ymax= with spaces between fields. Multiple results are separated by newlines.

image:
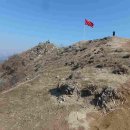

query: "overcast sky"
xmin=0 ymin=0 xmax=130 ymax=56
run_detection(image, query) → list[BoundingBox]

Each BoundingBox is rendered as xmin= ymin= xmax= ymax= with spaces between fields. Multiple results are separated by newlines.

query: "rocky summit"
xmin=0 ymin=37 xmax=130 ymax=130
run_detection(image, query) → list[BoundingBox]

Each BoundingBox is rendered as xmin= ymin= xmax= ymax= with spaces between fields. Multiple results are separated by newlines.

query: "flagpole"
xmin=83 ymin=24 xmax=85 ymax=40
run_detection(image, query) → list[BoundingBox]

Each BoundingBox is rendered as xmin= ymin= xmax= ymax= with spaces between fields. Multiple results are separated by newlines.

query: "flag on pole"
xmin=85 ymin=19 xmax=94 ymax=28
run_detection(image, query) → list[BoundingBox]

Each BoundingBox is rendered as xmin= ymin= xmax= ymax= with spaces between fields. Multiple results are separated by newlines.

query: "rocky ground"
xmin=0 ymin=37 xmax=130 ymax=130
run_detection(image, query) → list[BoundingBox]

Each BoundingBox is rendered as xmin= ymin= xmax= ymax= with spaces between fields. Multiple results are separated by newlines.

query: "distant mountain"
xmin=0 ymin=51 xmax=19 ymax=63
xmin=0 ymin=56 xmax=7 ymax=63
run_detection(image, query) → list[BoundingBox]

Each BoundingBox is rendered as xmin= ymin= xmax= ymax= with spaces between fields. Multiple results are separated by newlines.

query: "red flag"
xmin=85 ymin=19 xmax=94 ymax=28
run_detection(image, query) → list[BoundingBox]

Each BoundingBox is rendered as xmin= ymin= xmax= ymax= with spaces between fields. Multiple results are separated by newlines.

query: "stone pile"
xmin=57 ymin=81 xmax=80 ymax=96
xmin=79 ymin=85 xmax=125 ymax=111
xmin=93 ymin=86 xmax=125 ymax=111
xmin=53 ymin=80 xmax=126 ymax=111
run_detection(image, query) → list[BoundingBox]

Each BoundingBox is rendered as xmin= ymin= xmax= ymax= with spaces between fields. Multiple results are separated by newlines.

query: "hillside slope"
xmin=0 ymin=37 xmax=130 ymax=130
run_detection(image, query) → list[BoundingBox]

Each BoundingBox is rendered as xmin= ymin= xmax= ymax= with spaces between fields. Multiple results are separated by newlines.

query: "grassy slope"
xmin=0 ymin=37 xmax=130 ymax=130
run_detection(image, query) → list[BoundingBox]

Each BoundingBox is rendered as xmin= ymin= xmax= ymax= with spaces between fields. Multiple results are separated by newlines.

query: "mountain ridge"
xmin=0 ymin=36 xmax=130 ymax=130
xmin=0 ymin=36 xmax=130 ymax=91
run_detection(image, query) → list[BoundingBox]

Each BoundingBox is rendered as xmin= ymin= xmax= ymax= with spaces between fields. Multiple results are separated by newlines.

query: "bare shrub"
xmin=112 ymin=65 xmax=129 ymax=75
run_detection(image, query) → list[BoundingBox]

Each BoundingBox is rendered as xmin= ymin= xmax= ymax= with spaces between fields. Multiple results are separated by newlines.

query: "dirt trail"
xmin=1 ymin=74 xmax=40 ymax=94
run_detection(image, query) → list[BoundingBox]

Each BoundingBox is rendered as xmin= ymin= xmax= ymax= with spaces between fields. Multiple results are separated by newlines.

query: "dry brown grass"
xmin=1 ymin=37 xmax=130 ymax=130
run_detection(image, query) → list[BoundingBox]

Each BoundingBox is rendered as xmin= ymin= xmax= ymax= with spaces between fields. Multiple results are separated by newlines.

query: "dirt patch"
xmin=67 ymin=108 xmax=98 ymax=130
xmin=91 ymin=108 xmax=130 ymax=130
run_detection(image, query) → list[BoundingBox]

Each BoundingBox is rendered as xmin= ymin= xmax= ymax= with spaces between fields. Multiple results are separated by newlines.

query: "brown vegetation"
xmin=0 ymin=37 xmax=130 ymax=130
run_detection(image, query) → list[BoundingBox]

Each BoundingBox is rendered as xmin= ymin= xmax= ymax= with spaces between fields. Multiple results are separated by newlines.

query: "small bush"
xmin=112 ymin=65 xmax=129 ymax=75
